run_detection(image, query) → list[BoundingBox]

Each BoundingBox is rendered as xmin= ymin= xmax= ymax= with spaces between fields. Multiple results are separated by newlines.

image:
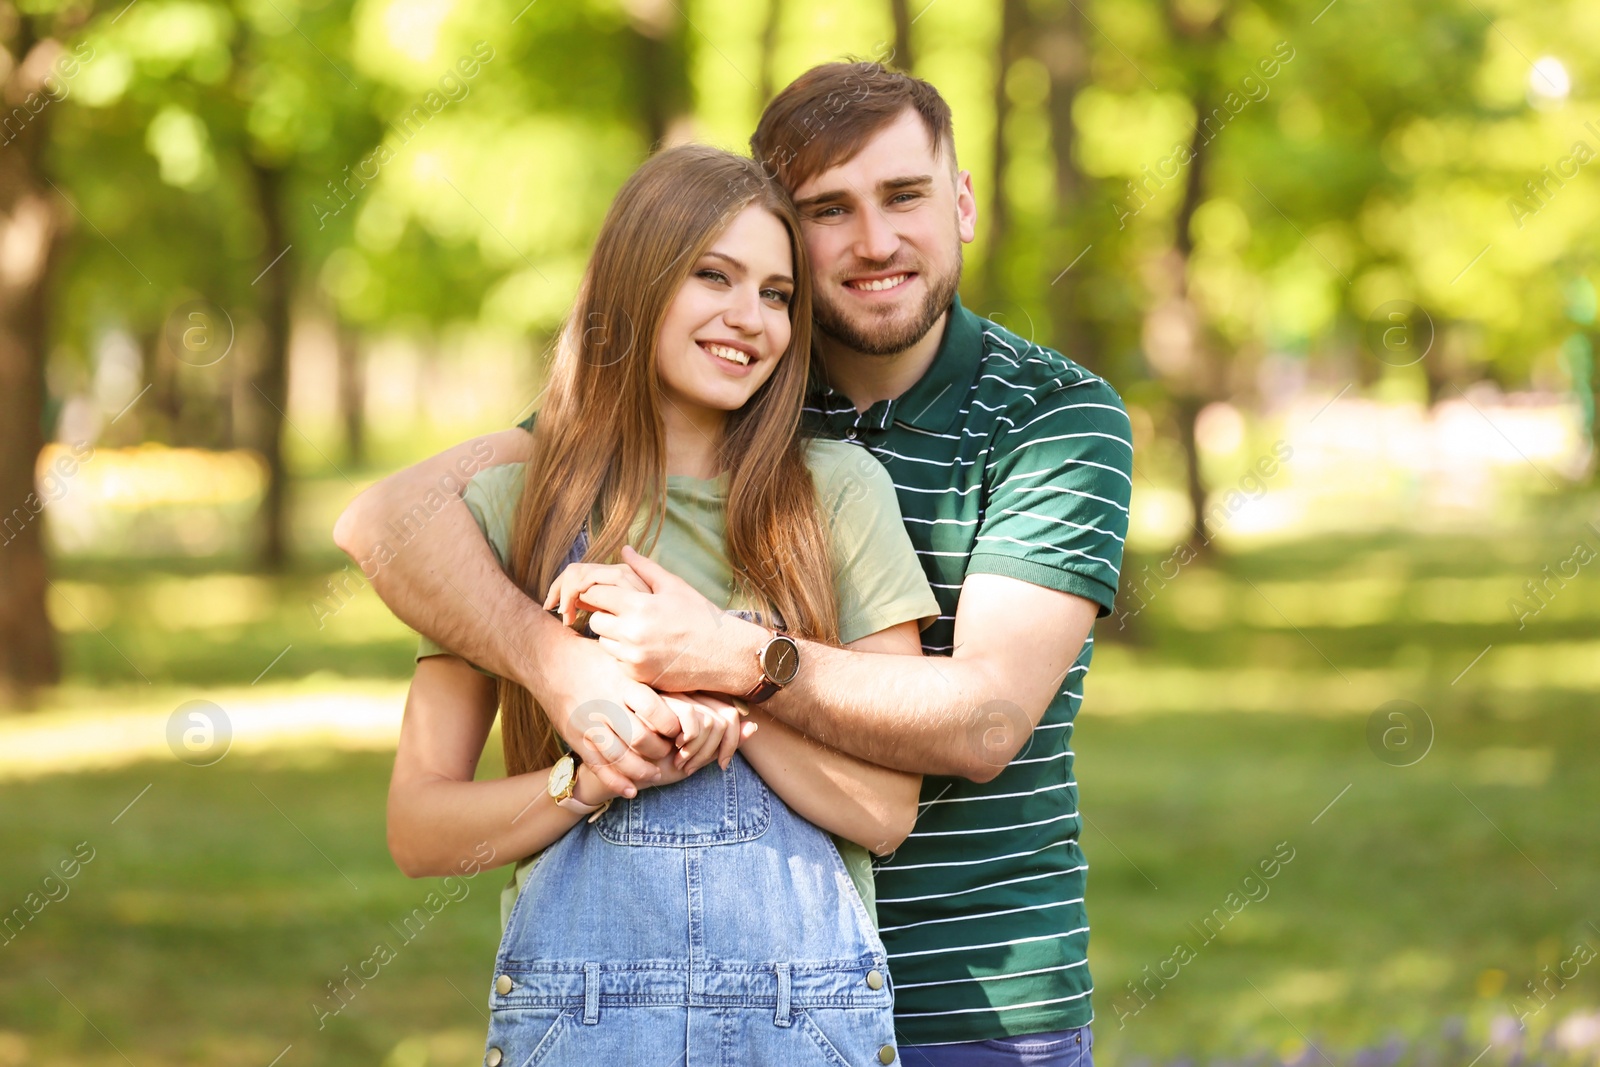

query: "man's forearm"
xmin=701 ymin=605 xmax=1088 ymax=783
xmin=704 ymin=616 xmax=1005 ymax=779
xmin=763 ymin=637 xmax=1006 ymax=780
xmin=332 ymin=430 xmax=558 ymax=696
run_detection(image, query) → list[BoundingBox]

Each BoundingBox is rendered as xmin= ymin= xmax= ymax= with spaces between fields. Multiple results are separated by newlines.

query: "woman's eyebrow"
xmin=703 ymin=250 xmax=746 ymax=272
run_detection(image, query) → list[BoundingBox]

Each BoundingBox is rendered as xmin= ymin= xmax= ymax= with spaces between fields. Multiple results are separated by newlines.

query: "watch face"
xmin=762 ymin=635 xmax=800 ymax=685
xmin=547 ymin=755 xmax=575 ymax=799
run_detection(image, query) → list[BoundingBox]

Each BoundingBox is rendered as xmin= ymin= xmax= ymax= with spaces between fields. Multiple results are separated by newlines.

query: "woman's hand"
xmin=658 ymin=691 xmax=754 ymax=774
xmin=543 ymin=562 xmax=651 ymax=628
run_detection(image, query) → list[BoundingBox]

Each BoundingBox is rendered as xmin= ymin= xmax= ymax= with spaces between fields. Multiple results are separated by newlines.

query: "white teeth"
xmin=850 ymin=274 xmax=909 ymax=292
xmin=704 ymin=343 xmax=749 ymax=366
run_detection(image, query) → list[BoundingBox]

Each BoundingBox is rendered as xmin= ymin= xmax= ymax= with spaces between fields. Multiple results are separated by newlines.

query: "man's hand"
xmin=538 ymin=630 xmax=683 ymax=797
xmin=577 ymin=545 xmax=765 ymax=695
xmin=543 ymin=620 xmax=753 ymax=789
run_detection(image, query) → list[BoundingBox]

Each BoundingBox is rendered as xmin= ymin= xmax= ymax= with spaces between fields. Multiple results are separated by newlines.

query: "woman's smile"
xmin=698 ymin=338 xmax=758 ymax=374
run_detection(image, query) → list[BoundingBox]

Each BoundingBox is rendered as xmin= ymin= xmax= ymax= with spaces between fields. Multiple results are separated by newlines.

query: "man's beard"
xmin=814 ymin=245 xmax=963 ymax=357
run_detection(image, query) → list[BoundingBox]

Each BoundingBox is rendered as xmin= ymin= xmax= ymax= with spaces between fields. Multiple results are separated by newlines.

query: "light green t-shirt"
xmin=416 ymin=437 xmax=940 ymax=932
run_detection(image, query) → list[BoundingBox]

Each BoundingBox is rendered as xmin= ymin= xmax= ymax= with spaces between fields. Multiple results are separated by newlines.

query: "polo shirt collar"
xmin=807 ymin=293 xmax=984 ymax=435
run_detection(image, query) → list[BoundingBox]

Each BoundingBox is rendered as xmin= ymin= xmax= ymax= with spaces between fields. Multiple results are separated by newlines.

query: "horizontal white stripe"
xmin=1021 ymin=454 xmax=1134 ymax=488
xmin=1005 ymin=402 xmax=1131 ymax=436
xmin=880 ymin=896 xmax=1085 ymax=933
xmin=889 ymin=482 xmax=982 ymax=497
xmin=907 ymin=810 xmax=1079 ymax=838
xmin=876 ymin=447 xmax=977 ymax=467
xmin=889 ymin=926 xmax=1090 ymax=960
xmin=902 ymin=514 xmax=980 ymax=526
xmin=996 ymin=430 xmax=1133 ymax=460
xmin=1011 ymin=483 xmax=1131 ymax=517
xmin=877 ymin=838 xmax=1080 ymax=871
xmin=977 ymin=372 xmax=1037 ymax=392
xmin=895 ymin=987 xmax=1094 ymax=1017
xmin=1012 ymin=748 xmax=1074 ymax=764
xmin=998 ymin=507 xmax=1127 ymax=543
xmin=921 ymin=781 xmax=1076 ymax=805
xmin=877 ymin=866 xmax=1086 ymax=905
xmin=896 ymin=423 xmax=963 ymax=440
xmin=993 ymin=464 xmax=1057 ymax=491
xmin=972 ymin=534 xmax=1120 ymax=575
xmin=894 ymin=959 xmax=1089 ymax=991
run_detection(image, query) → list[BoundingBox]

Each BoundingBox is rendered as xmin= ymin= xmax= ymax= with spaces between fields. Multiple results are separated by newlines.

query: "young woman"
xmin=383 ymin=145 xmax=939 ymax=1065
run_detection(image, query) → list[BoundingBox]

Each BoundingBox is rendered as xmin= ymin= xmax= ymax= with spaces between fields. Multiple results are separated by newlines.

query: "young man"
xmin=335 ymin=63 xmax=1131 ymax=1065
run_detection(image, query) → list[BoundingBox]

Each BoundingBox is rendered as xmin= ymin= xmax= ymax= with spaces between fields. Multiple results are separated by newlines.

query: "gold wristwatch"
xmin=547 ymin=753 xmax=609 ymax=818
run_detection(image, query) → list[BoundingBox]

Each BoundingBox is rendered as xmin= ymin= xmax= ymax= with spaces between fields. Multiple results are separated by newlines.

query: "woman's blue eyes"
xmin=696 ymin=269 xmax=790 ymax=304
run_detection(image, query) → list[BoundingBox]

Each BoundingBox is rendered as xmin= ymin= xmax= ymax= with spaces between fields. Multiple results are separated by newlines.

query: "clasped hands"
xmin=541 ymin=545 xmax=768 ymax=800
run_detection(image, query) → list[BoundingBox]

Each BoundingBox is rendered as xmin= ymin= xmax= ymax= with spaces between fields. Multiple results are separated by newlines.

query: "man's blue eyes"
xmin=811 ymin=193 xmax=920 ymax=219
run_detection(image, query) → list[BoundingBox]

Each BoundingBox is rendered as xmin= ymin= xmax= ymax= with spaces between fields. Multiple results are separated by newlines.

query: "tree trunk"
xmin=1040 ymin=0 xmax=1092 ymax=361
xmin=1139 ymin=87 xmax=1218 ymax=554
xmin=981 ymin=0 xmax=1026 ymax=306
xmin=888 ymin=0 xmax=914 ymax=70
xmin=1173 ymin=395 xmax=1209 ymax=549
xmin=248 ymin=159 xmax=292 ymax=569
xmin=0 ymin=26 xmax=65 ymax=703
xmin=628 ymin=0 xmax=693 ymax=149
xmin=1176 ymin=94 xmax=1212 ymax=554
xmin=336 ymin=318 xmax=365 ymax=467
xmin=758 ymin=0 xmax=784 ymax=105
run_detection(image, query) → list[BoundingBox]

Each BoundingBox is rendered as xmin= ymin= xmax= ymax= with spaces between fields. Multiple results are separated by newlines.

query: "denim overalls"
xmin=482 ymin=754 xmax=899 ymax=1066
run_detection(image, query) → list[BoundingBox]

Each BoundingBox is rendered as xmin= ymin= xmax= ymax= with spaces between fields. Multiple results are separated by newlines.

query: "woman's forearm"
xmin=737 ymin=707 xmax=920 ymax=855
xmin=386 ymin=770 xmax=607 ymax=879
xmin=387 ymin=657 xmax=617 ymax=878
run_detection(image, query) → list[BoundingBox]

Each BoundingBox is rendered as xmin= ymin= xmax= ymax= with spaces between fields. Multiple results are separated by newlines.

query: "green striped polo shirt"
xmin=801 ymin=294 xmax=1133 ymax=1044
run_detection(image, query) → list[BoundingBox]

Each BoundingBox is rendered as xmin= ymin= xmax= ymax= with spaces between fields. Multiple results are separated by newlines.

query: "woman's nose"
xmin=721 ymin=286 xmax=762 ymax=333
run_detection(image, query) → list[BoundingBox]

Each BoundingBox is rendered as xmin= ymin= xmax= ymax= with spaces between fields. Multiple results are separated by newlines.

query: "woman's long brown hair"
xmin=498 ymin=144 xmax=839 ymax=778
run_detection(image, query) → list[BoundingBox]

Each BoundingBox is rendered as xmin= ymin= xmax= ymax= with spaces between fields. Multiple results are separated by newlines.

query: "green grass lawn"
xmin=2 ymin=488 xmax=1597 ymax=1066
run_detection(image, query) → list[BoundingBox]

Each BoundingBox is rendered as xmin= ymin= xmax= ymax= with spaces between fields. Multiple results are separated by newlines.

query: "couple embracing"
xmin=336 ymin=60 xmax=1133 ymax=1067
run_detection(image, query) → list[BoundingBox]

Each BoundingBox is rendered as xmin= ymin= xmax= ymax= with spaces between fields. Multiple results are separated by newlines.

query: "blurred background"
xmin=1 ymin=0 xmax=1597 ymax=1063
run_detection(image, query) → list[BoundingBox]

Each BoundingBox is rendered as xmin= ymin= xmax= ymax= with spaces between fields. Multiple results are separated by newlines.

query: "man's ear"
xmin=955 ymin=168 xmax=977 ymax=244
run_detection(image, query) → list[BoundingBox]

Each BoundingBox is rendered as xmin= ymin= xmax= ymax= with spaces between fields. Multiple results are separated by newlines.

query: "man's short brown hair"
xmin=751 ymin=61 xmax=955 ymax=194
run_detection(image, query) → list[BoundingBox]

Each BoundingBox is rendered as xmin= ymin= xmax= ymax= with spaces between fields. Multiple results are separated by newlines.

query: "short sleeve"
xmin=966 ymin=376 xmax=1133 ymax=616
xmin=811 ymin=441 xmax=942 ymax=645
xmin=416 ymin=463 xmax=527 ymax=663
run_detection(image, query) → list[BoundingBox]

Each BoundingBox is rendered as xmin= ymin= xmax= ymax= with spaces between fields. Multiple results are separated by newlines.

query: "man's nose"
xmin=853 ymin=207 xmax=900 ymax=264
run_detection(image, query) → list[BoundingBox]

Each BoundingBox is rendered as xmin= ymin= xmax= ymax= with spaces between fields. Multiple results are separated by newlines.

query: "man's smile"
xmin=842 ymin=270 xmax=916 ymax=295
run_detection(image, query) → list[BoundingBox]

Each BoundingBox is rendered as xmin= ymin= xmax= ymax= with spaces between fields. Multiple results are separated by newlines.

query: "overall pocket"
xmin=596 ymin=754 xmax=770 ymax=846
xmin=483 ymin=1007 xmax=574 ymax=1067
